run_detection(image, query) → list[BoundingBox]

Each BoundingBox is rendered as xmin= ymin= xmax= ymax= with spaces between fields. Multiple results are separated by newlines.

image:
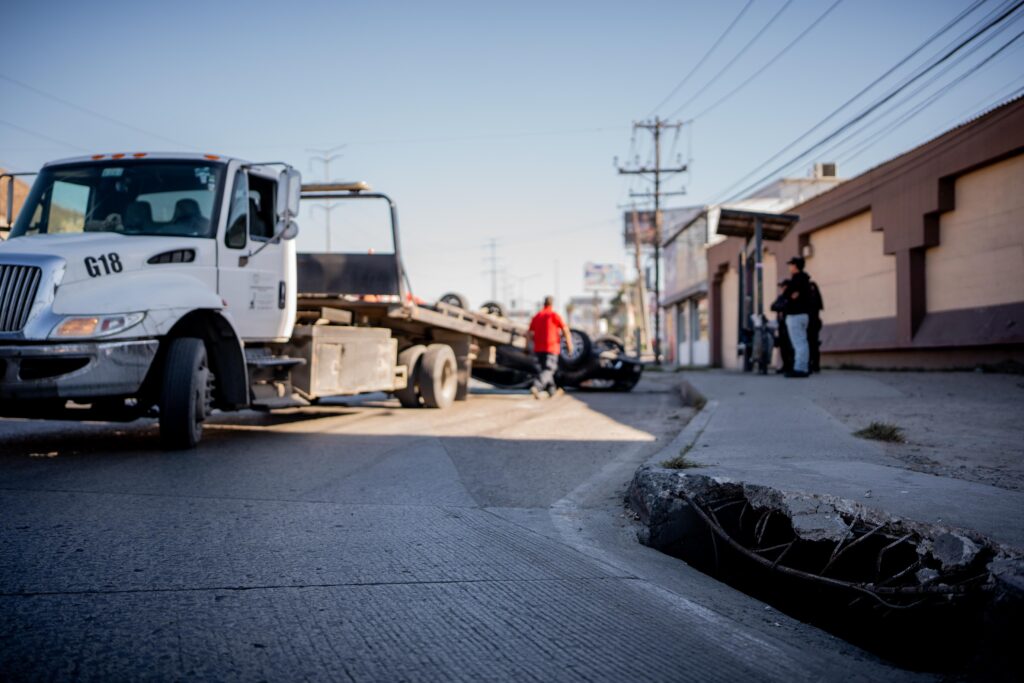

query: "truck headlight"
xmin=51 ymin=312 xmax=145 ymax=339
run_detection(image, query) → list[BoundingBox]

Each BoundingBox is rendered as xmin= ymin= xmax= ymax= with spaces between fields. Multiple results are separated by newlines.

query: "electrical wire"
xmin=820 ymin=17 xmax=1022 ymax=164
xmin=719 ymin=0 xmax=1024 ymax=203
xmin=690 ymin=0 xmax=845 ymax=120
xmin=664 ymin=0 xmax=796 ymax=120
xmin=837 ymin=30 xmax=1024 ymax=166
xmin=0 ymin=118 xmax=89 ymax=152
xmin=0 ymin=73 xmax=196 ymax=150
xmin=648 ymin=0 xmax=756 ymax=116
xmin=711 ymin=0 xmax=990 ymax=202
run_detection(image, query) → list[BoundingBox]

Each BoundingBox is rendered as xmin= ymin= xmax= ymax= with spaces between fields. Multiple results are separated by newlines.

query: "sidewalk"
xmin=663 ymin=369 xmax=1024 ymax=550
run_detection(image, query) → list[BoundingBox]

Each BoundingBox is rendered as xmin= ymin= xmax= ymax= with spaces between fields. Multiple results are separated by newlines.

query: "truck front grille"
xmin=0 ymin=264 xmax=42 ymax=332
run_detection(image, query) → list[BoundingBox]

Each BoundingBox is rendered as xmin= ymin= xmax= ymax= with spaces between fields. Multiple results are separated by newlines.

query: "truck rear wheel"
xmin=395 ymin=345 xmax=427 ymax=408
xmin=418 ymin=344 xmax=457 ymax=409
xmin=159 ymin=337 xmax=212 ymax=449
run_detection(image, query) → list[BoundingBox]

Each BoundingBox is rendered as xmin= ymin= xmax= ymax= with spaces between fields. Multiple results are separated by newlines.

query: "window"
xmin=10 ymin=161 xmax=224 ymax=239
xmin=225 ymin=170 xmax=248 ymax=249
xmin=247 ymin=174 xmax=276 ymax=240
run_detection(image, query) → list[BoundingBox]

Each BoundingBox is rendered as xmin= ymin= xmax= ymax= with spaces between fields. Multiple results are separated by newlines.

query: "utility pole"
xmin=307 ymin=144 xmax=346 ymax=252
xmin=483 ymin=238 xmax=499 ymax=302
xmin=617 ymin=117 xmax=687 ymax=363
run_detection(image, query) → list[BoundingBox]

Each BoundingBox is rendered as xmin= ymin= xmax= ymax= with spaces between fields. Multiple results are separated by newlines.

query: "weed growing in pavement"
xmin=853 ymin=421 xmax=905 ymax=443
xmin=661 ymin=444 xmax=703 ymax=470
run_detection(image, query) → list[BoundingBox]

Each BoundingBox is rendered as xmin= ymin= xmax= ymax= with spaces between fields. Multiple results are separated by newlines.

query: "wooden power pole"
xmin=617 ymin=117 xmax=687 ymax=363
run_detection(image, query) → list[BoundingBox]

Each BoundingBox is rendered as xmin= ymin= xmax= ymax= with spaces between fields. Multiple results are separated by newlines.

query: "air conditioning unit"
xmin=813 ymin=162 xmax=837 ymax=178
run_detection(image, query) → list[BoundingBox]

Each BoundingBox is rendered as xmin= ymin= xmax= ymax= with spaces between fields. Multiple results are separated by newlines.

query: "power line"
xmin=711 ymin=0 xmax=989 ymax=202
xmin=648 ymin=0 xmax=756 ymax=116
xmin=0 ymin=73 xmax=195 ymax=150
xmin=819 ymin=16 xmax=1022 ymax=165
xmin=690 ymin=0 xmax=846 ymax=121
xmin=719 ymin=0 xmax=1024 ymax=203
xmin=0 ymin=118 xmax=89 ymax=152
xmin=664 ymin=0 xmax=796 ymax=120
xmin=837 ymin=30 xmax=1024 ymax=167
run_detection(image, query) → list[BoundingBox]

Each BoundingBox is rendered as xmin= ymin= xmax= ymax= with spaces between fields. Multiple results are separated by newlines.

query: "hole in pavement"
xmin=630 ymin=474 xmax=1021 ymax=676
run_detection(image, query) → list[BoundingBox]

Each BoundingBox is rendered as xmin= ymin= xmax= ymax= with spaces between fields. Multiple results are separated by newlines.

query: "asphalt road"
xmin=0 ymin=376 xmax=917 ymax=681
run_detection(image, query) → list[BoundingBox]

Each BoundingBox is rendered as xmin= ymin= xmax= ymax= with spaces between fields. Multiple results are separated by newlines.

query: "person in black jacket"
xmin=781 ymin=257 xmax=813 ymax=378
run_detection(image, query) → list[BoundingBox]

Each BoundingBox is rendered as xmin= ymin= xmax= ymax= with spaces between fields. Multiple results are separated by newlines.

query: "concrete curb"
xmin=644 ymin=380 xmax=716 ymax=469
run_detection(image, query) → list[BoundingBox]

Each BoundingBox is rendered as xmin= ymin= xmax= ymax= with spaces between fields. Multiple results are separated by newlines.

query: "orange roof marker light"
xmin=111 ymin=153 xmax=125 ymax=160
xmin=204 ymin=154 xmax=220 ymax=160
xmin=91 ymin=154 xmax=104 ymax=160
xmin=132 ymin=153 xmax=147 ymax=158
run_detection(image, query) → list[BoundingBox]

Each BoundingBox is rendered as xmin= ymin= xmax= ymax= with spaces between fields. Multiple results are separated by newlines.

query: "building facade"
xmin=708 ymin=96 xmax=1024 ymax=369
xmin=661 ymin=173 xmax=841 ymax=366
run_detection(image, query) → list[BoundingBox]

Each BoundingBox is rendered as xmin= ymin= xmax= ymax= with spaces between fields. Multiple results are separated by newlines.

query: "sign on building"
xmin=584 ymin=262 xmax=625 ymax=291
xmin=623 ymin=210 xmax=657 ymax=247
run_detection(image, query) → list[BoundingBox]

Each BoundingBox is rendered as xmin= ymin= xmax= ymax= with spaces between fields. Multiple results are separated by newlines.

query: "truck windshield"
xmin=10 ymin=160 xmax=225 ymax=239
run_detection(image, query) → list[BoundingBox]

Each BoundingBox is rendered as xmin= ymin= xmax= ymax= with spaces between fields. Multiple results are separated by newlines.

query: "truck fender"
xmin=157 ymin=310 xmax=249 ymax=411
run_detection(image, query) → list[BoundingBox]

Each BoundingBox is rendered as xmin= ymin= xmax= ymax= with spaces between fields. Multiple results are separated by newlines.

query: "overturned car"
xmin=472 ymin=329 xmax=644 ymax=392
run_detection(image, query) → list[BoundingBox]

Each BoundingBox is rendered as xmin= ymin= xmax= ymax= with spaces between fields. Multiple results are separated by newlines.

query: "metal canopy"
xmin=716 ymin=208 xmax=799 ymax=241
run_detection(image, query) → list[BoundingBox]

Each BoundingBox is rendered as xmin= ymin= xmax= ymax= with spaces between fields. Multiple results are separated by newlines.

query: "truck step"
xmin=245 ymin=354 xmax=307 ymax=369
xmin=250 ymin=395 xmax=311 ymax=411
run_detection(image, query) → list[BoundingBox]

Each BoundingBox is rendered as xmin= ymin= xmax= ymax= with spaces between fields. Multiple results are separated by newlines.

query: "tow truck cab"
xmin=0 ymin=153 xmax=302 ymax=447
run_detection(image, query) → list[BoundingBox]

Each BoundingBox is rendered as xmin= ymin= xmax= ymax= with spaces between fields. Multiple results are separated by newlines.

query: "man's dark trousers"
xmin=532 ymin=353 xmax=559 ymax=395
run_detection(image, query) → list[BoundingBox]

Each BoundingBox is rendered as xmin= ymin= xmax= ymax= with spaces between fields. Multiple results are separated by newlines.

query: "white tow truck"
xmin=0 ymin=153 xmax=526 ymax=447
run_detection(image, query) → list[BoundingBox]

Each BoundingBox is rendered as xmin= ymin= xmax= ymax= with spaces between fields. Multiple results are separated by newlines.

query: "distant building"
xmin=0 ymin=171 xmax=31 ymax=237
xmin=661 ymin=168 xmax=842 ymax=366
xmin=566 ymin=295 xmax=606 ymax=338
xmin=707 ymin=96 xmax=1024 ymax=369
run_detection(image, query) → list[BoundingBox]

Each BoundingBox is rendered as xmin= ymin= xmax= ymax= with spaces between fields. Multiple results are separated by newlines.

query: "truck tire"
xmin=438 ymin=292 xmax=469 ymax=310
xmin=418 ymin=343 xmax=457 ymax=409
xmin=395 ymin=345 xmax=427 ymax=408
xmin=159 ymin=337 xmax=212 ymax=449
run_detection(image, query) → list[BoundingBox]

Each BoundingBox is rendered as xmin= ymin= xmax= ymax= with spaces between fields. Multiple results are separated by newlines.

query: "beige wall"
xmin=763 ymin=252 xmax=778 ymax=308
xmin=926 ymin=153 xmax=1024 ymax=313
xmin=806 ymin=211 xmax=896 ymax=323
xmin=720 ymin=266 xmax=740 ymax=369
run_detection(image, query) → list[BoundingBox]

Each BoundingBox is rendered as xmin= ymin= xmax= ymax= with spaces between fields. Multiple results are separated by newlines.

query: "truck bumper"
xmin=0 ymin=340 xmax=159 ymax=401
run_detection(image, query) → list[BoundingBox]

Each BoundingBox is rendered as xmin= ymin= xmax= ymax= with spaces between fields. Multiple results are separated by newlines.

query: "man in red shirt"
xmin=527 ymin=296 xmax=574 ymax=398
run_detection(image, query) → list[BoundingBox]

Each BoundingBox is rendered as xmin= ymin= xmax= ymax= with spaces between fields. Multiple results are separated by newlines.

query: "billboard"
xmin=623 ymin=210 xmax=657 ymax=247
xmin=584 ymin=262 xmax=625 ymax=291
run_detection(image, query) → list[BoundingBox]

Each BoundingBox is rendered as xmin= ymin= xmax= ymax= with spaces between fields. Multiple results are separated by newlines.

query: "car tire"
xmin=480 ymin=301 xmax=505 ymax=318
xmin=159 ymin=337 xmax=212 ymax=449
xmin=559 ymin=329 xmax=592 ymax=370
xmin=438 ymin=292 xmax=469 ymax=310
xmin=418 ymin=344 xmax=458 ymax=409
xmin=395 ymin=345 xmax=427 ymax=407
xmin=594 ymin=334 xmax=626 ymax=353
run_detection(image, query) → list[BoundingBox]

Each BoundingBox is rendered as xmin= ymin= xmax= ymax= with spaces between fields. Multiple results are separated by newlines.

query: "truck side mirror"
xmin=276 ymin=168 xmax=302 ymax=224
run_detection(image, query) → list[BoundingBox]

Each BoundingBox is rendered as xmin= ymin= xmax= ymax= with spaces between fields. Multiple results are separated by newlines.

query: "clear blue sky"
xmin=3 ymin=0 xmax=1021 ymax=309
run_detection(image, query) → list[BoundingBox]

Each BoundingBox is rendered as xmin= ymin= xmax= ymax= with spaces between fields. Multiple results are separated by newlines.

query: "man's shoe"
xmin=549 ymin=387 xmax=564 ymax=398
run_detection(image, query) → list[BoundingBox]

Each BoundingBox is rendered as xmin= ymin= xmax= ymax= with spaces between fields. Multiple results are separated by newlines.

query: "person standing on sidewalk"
xmin=527 ymin=296 xmax=574 ymax=398
xmin=781 ymin=257 xmax=814 ymax=378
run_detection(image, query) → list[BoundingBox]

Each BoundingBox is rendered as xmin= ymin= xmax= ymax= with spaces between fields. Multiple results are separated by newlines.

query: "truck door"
xmin=218 ymin=169 xmax=293 ymax=341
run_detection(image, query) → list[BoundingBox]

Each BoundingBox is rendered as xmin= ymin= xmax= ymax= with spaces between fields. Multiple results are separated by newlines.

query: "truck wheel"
xmin=159 ymin=337 xmax=212 ymax=449
xmin=418 ymin=344 xmax=457 ymax=409
xmin=395 ymin=345 xmax=427 ymax=408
